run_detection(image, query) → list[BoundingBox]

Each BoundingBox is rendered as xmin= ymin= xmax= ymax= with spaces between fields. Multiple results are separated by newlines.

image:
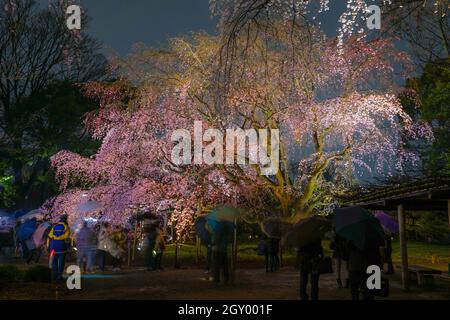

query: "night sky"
xmin=82 ymin=0 xmax=217 ymax=56
xmin=79 ymin=0 xmax=348 ymax=56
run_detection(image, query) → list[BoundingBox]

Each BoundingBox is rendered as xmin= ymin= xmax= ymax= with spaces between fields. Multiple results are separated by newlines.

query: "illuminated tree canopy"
xmin=45 ymin=0 xmax=435 ymax=238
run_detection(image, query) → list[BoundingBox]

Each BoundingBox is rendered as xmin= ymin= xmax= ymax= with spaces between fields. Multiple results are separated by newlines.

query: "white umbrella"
xmin=19 ymin=209 xmax=44 ymax=223
xmin=74 ymin=200 xmax=103 ymax=214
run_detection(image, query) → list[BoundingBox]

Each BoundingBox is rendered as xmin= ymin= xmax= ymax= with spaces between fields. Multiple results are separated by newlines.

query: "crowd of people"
xmin=13 ymin=214 xmax=168 ymax=282
xmin=11 ymin=209 xmax=395 ymax=300
xmin=294 ymin=230 xmax=394 ymax=301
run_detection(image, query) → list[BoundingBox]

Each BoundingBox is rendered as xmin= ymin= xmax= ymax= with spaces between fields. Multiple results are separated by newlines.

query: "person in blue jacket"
xmin=47 ymin=215 xmax=71 ymax=282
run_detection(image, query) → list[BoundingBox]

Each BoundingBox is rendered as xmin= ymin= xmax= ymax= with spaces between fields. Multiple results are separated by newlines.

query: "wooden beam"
xmin=358 ymin=199 xmax=448 ymax=211
xmin=398 ymin=203 xmax=409 ymax=290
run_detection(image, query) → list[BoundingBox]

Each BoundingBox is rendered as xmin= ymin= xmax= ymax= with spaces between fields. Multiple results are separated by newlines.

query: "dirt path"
xmin=59 ymin=267 xmax=449 ymax=300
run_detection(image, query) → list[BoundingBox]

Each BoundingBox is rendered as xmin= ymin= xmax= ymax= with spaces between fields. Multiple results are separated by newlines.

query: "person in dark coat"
xmin=266 ymin=237 xmax=280 ymax=272
xmin=330 ymin=232 xmax=349 ymax=288
xmin=204 ymin=242 xmax=212 ymax=273
xmin=257 ymin=238 xmax=269 ymax=272
xmin=212 ymin=221 xmax=233 ymax=285
xmin=154 ymin=227 xmax=165 ymax=270
xmin=297 ymin=239 xmax=323 ymax=300
xmin=144 ymin=221 xmax=159 ymax=271
xmin=348 ymin=242 xmax=382 ymax=300
xmin=202 ymin=223 xmax=213 ymax=274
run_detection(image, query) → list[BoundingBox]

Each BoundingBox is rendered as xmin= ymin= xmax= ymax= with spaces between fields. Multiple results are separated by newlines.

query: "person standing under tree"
xmin=267 ymin=237 xmax=280 ymax=272
xmin=75 ymin=221 xmax=97 ymax=273
xmin=144 ymin=221 xmax=159 ymax=271
xmin=212 ymin=221 xmax=233 ymax=285
xmin=297 ymin=239 xmax=323 ymax=300
xmin=154 ymin=227 xmax=166 ymax=270
xmin=330 ymin=232 xmax=349 ymax=288
xmin=348 ymin=242 xmax=382 ymax=300
xmin=97 ymin=222 xmax=111 ymax=272
xmin=47 ymin=215 xmax=71 ymax=282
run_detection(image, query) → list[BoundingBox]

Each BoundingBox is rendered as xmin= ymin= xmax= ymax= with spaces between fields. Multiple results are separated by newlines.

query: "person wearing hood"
xmin=47 ymin=215 xmax=71 ymax=282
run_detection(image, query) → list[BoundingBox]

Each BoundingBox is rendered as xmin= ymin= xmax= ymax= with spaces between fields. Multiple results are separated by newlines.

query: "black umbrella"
xmin=333 ymin=206 xmax=385 ymax=250
xmin=284 ymin=216 xmax=331 ymax=248
xmin=260 ymin=218 xmax=292 ymax=239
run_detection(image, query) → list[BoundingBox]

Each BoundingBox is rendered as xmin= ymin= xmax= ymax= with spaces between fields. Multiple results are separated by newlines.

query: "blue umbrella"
xmin=14 ymin=208 xmax=30 ymax=219
xmin=205 ymin=204 xmax=240 ymax=232
xmin=17 ymin=219 xmax=38 ymax=241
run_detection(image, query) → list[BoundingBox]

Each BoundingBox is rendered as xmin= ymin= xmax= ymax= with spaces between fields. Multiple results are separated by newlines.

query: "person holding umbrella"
xmin=266 ymin=237 xmax=280 ymax=272
xmin=297 ymin=239 xmax=323 ymax=300
xmin=333 ymin=206 xmax=385 ymax=300
xmin=347 ymin=241 xmax=383 ymax=300
xmin=194 ymin=216 xmax=213 ymax=274
xmin=285 ymin=215 xmax=331 ymax=300
xmin=329 ymin=231 xmax=349 ymax=288
xmin=211 ymin=220 xmax=233 ymax=285
xmin=205 ymin=204 xmax=240 ymax=285
xmin=374 ymin=211 xmax=398 ymax=275
xmin=75 ymin=220 xmax=97 ymax=273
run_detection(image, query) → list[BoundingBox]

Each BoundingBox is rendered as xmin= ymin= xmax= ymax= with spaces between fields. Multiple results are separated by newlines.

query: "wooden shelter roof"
xmin=341 ymin=176 xmax=450 ymax=211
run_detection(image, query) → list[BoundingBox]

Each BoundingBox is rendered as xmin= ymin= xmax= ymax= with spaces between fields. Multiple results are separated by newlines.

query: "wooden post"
xmin=447 ymin=200 xmax=450 ymax=230
xmin=127 ymin=239 xmax=131 ymax=267
xmin=174 ymin=242 xmax=180 ymax=268
xmin=196 ymin=236 xmax=200 ymax=264
xmin=234 ymin=219 xmax=238 ymax=264
xmin=132 ymin=220 xmax=138 ymax=261
xmin=231 ymin=217 xmax=238 ymax=285
xmin=279 ymin=241 xmax=283 ymax=269
xmin=398 ymin=203 xmax=409 ymax=290
xmin=448 ymin=200 xmax=450 ymax=273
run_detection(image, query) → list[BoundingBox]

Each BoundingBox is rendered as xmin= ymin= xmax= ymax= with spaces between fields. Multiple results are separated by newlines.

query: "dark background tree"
xmin=381 ymin=0 xmax=449 ymax=66
xmin=0 ymin=0 xmax=107 ymax=209
xmin=401 ymin=58 xmax=450 ymax=174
